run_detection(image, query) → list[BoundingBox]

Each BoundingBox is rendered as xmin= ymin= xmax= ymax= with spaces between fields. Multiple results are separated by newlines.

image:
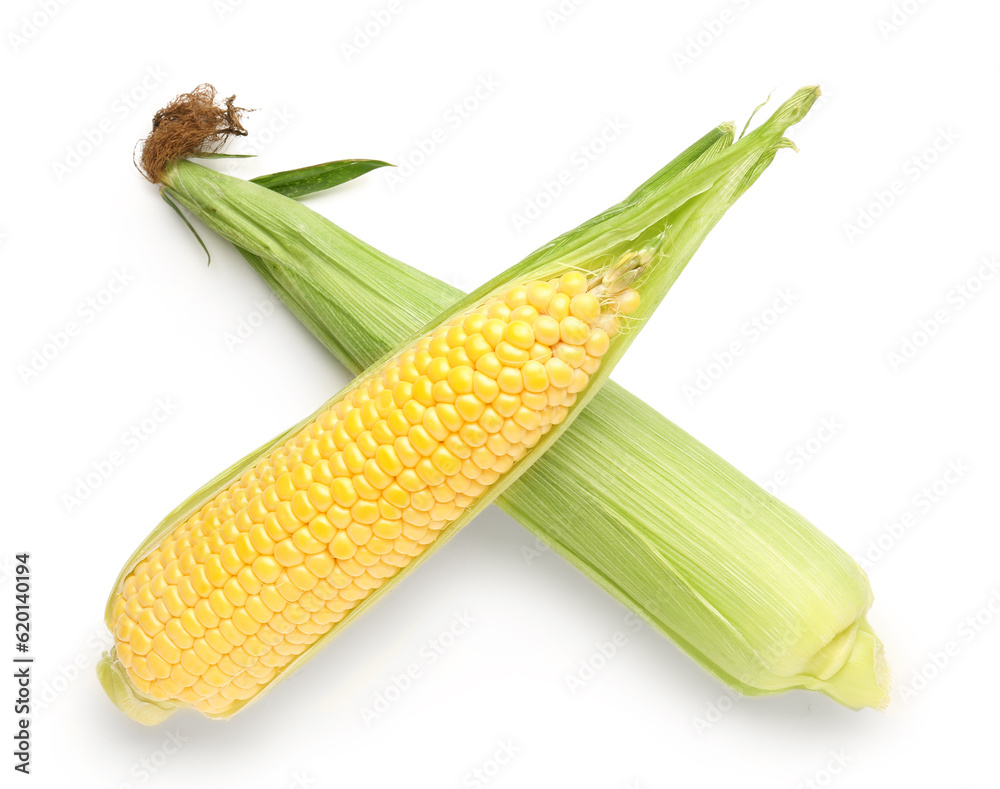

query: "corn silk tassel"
xmin=98 ymin=85 xmax=888 ymax=725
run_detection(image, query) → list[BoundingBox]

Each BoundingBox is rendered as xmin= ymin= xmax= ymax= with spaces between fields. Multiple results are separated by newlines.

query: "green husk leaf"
xmin=250 ymin=159 xmax=393 ymax=199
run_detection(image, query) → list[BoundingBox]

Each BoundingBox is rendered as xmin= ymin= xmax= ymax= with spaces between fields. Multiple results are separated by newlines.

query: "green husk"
xmin=102 ymin=86 xmax=888 ymax=724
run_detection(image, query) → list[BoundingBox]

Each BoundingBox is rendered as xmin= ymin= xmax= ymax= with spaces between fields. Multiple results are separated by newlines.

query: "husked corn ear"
xmin=108 ymin=268 xmax=638 ymax=714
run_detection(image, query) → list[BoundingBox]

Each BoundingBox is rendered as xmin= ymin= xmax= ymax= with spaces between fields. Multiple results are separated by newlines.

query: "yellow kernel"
xmin=287 ymin=565 xmax=318 ymax=592
xmin=209 ymin=588 xmax=235 ymax=619
xmin=446 ymin=325 xmax=467 ymax=347
xmin=292 ymin=527 xmax=325 ymax=555
xmin=392 ymin=381 xmax=413 ymax=407
xmin=513 ymin=406 xmax=541 ymax=430
xmin=479 ymin=408 xmax=503 ymax=433
xmin=387 ymin=409 xmax=410 ymax=437
xmin=305 ymin=483 xmax=332 ymax=513
xmin=447 ymin=366 xmax=474 ymax=394
xmin=162 ymin=587 xmax=186 ymax=617
xmin=274 ymin=501 xmax=303 ymax=534
xmin=528 ymin=282 xmax=556 ymax=310
xmin=357 ymin=431 xmax=378 ymax=458
xmin=504 ymin=320 xmax=534 ymax=350
xmin=430 ymin=380 xmax=456 ymax=404
xmin=273 ymin=539 xmax=303 ymax=567
xmin=448 ymin=346 xmax=471 ymax=368
xmin=402 ymin=399 xmax=426 ymax=426
xmin=487 ymin=301 xmax=511 ymax=322
xmin=558 ymin=270 xmax=588 ymax=296
xmin=475 ymin=352 xmax=502 ymax=378
xmin=570 ymin=293 xmax=601 ymax=323
xmin=496 ymin=341 xmax=530 ymax=365
xmin=568 ymin=369 xmax=589 ymax=394
xmin=560 ymin=316 xmax=590 ymax=345
xmin=429 ymin=335 xmax=451 ymax=358
xmin=465 ymin=333 xmax=492 ymax=363
xmin=459 ymin=423 xmax=488 ymax=447
xmin=529 ymin=342 xmax=552 ymax=361
xmin=304 ymin=552 xmax=335 ymax=578
xmin=462 ymin=312 xmax=486 ymax=336
xmin=486 ymin=433 xmax=511 ymax=456
xmin=444 ymin=434 xmax=471 ymax=459
xmin=616 ymin=288 xmax=640 ymax=315
xmin=471 ymin=446 xmax=497 ymax=470
xmin=497 ymin=367 xmax=523 ymax=394
xmin=343 ymin=444 xmax=366 ymax=475
xmin=532 ymin=315 xmax=561 ymax=347
xmin=194 ymin=599 xmax=220 ymax=629
xmin=252 ymin=556 xmax=282 ymax=584
xmin=249 ymin=523 xmax=275 ymax=556
xmin=291 ymin=463 xmax=314 ymax=490
xmin=382 ymin=482 xmax=410 ymax=507
xmin=472 ymin=372 xmax=500 ymax=404
xmin=436 ymin=403 xmax=464 ymax=433
xmin=180 ymin=609 xmax=204 ymax=638
xmin=409 ymin=425 xmax=439 ymax=456
xmin=351 ymin=500 xmax=380 ymax=524
xmin=344 ymin=408 xmax=365 ymax=438
xmin=505 ymin=286 xmax=528 ymax=307
xmin=146 ymin=652 xmax=172 ymax=680
xmin=454 ymin=393 xmax=485 ymax=423
xmin=585 ymin=328 xmax=610 ymax=358
xmin=482 ymin=318 xmax=505 ymax=348
xmin=308 ymin=514 xmax=336 ymax=543
xmin=422 ymin=407 xmax=449 ymax=441
xmin=364 ymin=458 xmax=393 ymax=489
xmin=219 ymin=546 xmax=242 ymax=577
xmin=522 ymin=391 xmax=548 ymax=411
xmin=545 ymin=358 xmax=573 ymax=387
xmin=548 ymin=292 xmax=571 ymax=320
xmin=222 ymin=576 xmax=248 ymax=607
xmin=556 ymin=343 xmax=587 ymax=367
xmin=373 ymin=518 xmax=403 ymax=540
xmin=330 ymin=531 xmax=357 ymax=559
xmin=190 ymin=566 xmax=212 ymax=596
xmin=509 ymin=305 xmax=539 ymax=324
xmin=493 ymin=393 xmax=520 ymax=418
xmin=331 ymin=477 xmax=358 ymax=508
xmin=276 ymin=473 xmax=296 ymax=501
xmin=431 ymin=446 xmax=462 ymax=476
xmin=205 ymin=556 xmax=229 ymax=587
xmin=372 ymin=420 xmax=394 ymax=444
xmin=582 ymin=355 xmax=600 ymax=374
xmin=410 ymin=490 xmax=436 ymax=512
xmin=500 ymin=420 xmax=526 ymax=443
xmin=313 ymin=460 xmax=334 ymax=485
xmin=416 ymin=458 xmax=445 ymax=486
xmin=427 ymin=357 xmax=450 ymax=383
xmin=521 ymin=360 xmax=549 ymax=393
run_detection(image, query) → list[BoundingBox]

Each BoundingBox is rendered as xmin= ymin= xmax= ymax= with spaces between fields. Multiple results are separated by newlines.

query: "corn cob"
xmin=107 ymin=265 xmax=642 ymax=715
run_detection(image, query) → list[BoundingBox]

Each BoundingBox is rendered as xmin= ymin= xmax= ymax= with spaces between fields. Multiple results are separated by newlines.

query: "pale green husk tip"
xmin=97 ymin=652 xmax=177 ymax=725
xmin=811 ymin=618 xmax=891 ymax=711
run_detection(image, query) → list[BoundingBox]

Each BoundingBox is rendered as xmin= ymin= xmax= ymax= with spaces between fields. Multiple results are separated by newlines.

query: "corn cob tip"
xmin=97 ymin=651 xmax=177 ymax=725
xmin=811 ymin=618 xmax=891 ymax=711
xmin=138 ymin=83 xmax=248 ymax=184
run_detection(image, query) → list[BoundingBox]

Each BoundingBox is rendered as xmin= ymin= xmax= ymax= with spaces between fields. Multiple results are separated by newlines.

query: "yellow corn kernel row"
xmin=110 ymin=270 xmax=640 ymax=713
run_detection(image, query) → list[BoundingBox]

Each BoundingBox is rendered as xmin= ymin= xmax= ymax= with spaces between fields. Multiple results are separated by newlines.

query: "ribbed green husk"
xmin=101 ymin=87 xmax=886 ymax=724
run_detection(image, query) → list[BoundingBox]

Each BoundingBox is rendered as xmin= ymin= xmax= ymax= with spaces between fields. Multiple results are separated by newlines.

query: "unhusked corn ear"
xmin=104 ymin=265 xmax=637 ymax=719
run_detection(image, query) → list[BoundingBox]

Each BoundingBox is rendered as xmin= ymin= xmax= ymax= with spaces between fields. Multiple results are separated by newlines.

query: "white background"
xmin=2 ymin=0 xmax=998 ymax=786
